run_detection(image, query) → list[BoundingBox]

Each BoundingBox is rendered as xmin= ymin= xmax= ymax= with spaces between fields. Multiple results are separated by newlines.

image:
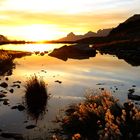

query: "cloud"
xmin=0 ymin=0 xmax=138 ymax=14
xmin=0 ymin=0 xmax=139 ymax=39
xmin=0 ymin=10 xmax=130 ymax=30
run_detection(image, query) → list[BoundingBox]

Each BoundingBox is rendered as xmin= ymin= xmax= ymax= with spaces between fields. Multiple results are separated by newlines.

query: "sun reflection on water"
xmin=0 ymin=43 xmax=64 ymax=52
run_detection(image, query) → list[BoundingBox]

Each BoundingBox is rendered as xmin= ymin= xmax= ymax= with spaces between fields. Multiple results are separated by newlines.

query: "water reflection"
xmin=0 ymin=44 xmax=65 ymax=52
xmin=0 ymin=50 xmax=31 ymax=76
xmin=0 ymin=44 xmax=140 ymax=139
xmin=0 ymin=58 xmax=15 ymax=76
xmin=119 ymin=57 xmax=140 ymax=66
xmin=100 ymin=51 xmax=140 ymax=66
xmin=24 ymin=94 xmax=48 ymax=122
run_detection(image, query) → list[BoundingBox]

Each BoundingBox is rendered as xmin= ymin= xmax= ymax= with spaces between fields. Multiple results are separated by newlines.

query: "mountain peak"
xmin=84 ymin=31 xmax=97 ymax=38
xmin=0 ymin=35 xmax=8 ymax=42
xmin=58 ymin=29 xmax=112 ymax=42
xmin=67 ymin=32 xmax=76 ymax=37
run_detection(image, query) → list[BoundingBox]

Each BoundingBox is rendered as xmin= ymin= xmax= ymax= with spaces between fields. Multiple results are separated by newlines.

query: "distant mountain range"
xmin=0 ymin=14 xmax=140 ymax=44
xmin=109 ymin=14 xmax=140 ymax=38
xmin=74 ymin=14 xmax=140 ymax=44
xmin=58 ymin=28 xmax=112 ymax=42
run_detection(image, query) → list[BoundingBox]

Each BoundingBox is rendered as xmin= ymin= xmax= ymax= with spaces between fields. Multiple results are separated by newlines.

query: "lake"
xmin=0 ymin=43 xmax=140 ymax=139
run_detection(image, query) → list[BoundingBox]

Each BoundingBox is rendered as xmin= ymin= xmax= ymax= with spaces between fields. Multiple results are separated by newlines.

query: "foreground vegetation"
xmin=24 ymin=75 xmax=48 ymax=121
xmin=56 ymin=91 xmax=140 ymax=140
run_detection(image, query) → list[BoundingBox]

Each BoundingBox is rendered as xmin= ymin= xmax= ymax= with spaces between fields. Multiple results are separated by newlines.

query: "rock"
xmin=5 ymin=77 xmax=9 ymax=81
xmin=11 ymin=105 xmax=25 ymax=111
xmin=128 ymin=93 xmax=140 ymax=101
xmin=96 ymin=83 xmax=105 ymax=85
xmin=40 ymin=52 xmax=44 ymax=56
xmin=101 ymin=88 xmax=104 ymax=90
xmin=41 ymin=70 xmax=47 ymax=73
xmin=35 ymin=51 xmax=40 ymax=55
xmin=13 ymin=81 xmax=21 ymax=84
xmin=11 ymin=84 xmax=20 ymax=88
xmin=11 ymin=106 xmax=18 ymax=109
xmin=3 ymin=100 xmax=9 ymax=105
xmin=1 ymin=132 xmax=23 ymax=140
xmin=44 ymin=51 xmax=48 ymax=54
xmin=26 ymin=125 xmax=36 ymax=129
xmin=0 ymin=90 xmax=7 ymax=94
xmin=132 ymin=85 xmax=136 ymax=87
xmin=0 ymin=82 xmax=8 ymax=88
xmin=55 ymin=80 xmax=62 ymax=84
xmin=128 ymin=88 xmax=135 ymax=94
xmin=17 ymin=105 xmax=25 ymax=111
xmin=9 ymin=89 xmax=14 ymax=93
xmin=0 ymin=93 xmax=6 ymax=98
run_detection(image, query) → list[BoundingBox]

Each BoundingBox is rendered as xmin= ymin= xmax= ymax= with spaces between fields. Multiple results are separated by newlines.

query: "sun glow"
xmin=0 ymin=0 xmax=139 ymax=41
xmin=12 ymin=24 xmax=63 ymax=41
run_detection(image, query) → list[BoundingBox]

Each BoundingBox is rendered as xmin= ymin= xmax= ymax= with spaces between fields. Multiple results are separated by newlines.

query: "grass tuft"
xmin=25 ymin=75 xmax=48 ymax=120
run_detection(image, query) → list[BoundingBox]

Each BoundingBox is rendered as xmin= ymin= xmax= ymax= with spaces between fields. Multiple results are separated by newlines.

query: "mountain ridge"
xmin=108 ymin=14 xmax=140 ymax=38
xmin=58 ymin=28 xmax=112 ymax=42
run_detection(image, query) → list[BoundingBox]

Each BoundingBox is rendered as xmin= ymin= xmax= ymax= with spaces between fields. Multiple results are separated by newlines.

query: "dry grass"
xmin=24 ymin=75 xmax=48 ymax=120
xmin=0 ymin=50 xmax=12 ymax=62
xmin=58 ymin=91 xmax=140 ymax=140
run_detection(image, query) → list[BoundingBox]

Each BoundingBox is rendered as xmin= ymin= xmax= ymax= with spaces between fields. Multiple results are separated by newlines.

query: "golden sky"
xmin=0 ymin=0 xmax=139 ymax=41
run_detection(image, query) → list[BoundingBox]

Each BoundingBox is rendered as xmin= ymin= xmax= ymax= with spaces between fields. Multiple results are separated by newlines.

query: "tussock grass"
xmin=0 ymin=50 xmax=12 ymax=62
xmin=25 ymin=75 xmax=48 ymax=120
xmin=25 ymin=75 xmax=47 ymax=97
xmin=59 ymin=91 xmax=140 ymax=140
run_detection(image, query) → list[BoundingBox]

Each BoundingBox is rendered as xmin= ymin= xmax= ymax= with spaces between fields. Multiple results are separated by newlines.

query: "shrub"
xmin=59 ymin=91 xmax=140 ymax=140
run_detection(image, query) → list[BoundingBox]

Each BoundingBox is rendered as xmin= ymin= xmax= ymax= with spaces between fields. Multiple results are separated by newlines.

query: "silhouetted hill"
xmin=58 ymin=29 xmax=112 ymax=42
xmin=0 ymin=34 xmax=36 ymax=45
xmin=0 ymin=35 xmax=8 ymax=42
xmin=94 ymin=14 xmax=140 ymax=66
xmin=109 ymin=14 xmax=140 ymax=38
xmin=76 ymin=14 xmax=140 ymax=44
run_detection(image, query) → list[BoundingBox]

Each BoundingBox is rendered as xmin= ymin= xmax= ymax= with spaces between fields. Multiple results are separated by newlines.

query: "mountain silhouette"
xmin=0 ymin=35 xmax=8 ymax=42
xmin=109 ymin=14 xmax=140 ymax=38
xmin=95 ymin=14 xmax=140 ymax=66
xmin=58 ymin=28 xmax=112 ymax=41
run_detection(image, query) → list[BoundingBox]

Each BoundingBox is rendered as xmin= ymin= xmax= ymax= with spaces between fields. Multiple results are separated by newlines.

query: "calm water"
xmin=0 ymin=44 xmax=140 ymax=139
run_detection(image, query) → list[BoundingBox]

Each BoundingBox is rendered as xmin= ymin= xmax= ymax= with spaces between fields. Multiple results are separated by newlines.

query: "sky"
xmin=0 ymin=0 xmax=140 ymax=41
